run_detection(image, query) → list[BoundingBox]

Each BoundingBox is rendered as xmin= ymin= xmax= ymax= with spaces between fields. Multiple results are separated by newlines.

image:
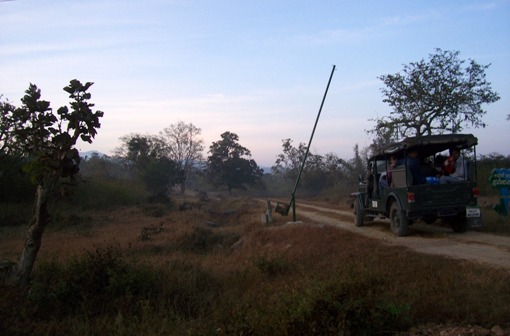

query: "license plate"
xmin=466 ymin=206 xmax=481 ymax=218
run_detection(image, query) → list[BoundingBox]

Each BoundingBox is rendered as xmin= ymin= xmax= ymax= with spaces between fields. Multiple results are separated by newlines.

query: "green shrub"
xmin=60 ymin=177 xmax=149 ymax=211
xmin=29 ymin=245 xmax=162 ymax=318
xmin=253 ymin=255 xmax=291 ymax=277
xmin=480 ymin=208 xmax=510 ymax=235
xmin=28 ymin=246 xmax=221 ymax=323
xmin=285 ymin=279 xmax=413 ymax=335
xmin=177 ymin=227 xmax=240 ymax=253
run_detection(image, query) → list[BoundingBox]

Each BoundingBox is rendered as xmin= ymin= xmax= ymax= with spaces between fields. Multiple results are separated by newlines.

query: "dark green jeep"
xmin=351 ymin=134 xmax=482 ymax=237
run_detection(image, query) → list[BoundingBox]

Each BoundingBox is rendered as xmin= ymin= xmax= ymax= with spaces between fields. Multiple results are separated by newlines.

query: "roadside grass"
xmin=1 ymin=198 xmax=509 ymax=335
xmin=480 ymin=206 xmax=510 ymax=235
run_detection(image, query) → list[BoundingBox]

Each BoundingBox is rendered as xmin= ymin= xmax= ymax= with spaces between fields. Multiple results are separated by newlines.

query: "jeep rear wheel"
xmin=448 ymin=216 xmax=468 ymax=233
xmin=390 ymin=202 xmax=409 ymax=237
xmin=423 ymin=215 xmax=437 ymax=224
xmin=354 ymin=200 xmax=364 ymax=227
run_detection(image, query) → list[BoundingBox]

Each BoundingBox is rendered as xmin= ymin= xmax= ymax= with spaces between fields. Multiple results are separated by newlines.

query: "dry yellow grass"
xmin=1 ymin=197 xmax=509 ymax=335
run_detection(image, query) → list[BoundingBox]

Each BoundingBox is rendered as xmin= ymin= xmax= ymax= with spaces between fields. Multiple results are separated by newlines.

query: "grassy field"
xmin=1 ymin=196 xmax=509 ymax=335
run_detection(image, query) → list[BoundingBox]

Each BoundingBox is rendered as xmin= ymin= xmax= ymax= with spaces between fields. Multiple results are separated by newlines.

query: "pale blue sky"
xmin=1 ymin=0 xmax=509 ymax=166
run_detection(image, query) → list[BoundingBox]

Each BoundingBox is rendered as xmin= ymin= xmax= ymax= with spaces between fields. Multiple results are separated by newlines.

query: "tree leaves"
xmin=207 ymin=132 xmax=263 ymax=193
xmin=8 ymin=79 xmax=104 ymax=184
xmin=372 ymin=48 xmax=500 ymax=139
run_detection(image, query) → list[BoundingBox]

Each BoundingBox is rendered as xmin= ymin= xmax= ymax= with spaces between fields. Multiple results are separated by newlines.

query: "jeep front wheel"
xmin=389 ymin=202 xmax=409 ymax=237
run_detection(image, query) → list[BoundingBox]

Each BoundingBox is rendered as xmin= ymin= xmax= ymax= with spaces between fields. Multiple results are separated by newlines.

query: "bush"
xmin=177 ymin=227 xmax=240 ymax=253
xmin=59 ymin=177 xmax=149 ymax=211
xmin=253 ymin=255 xmax=291 ymax=277
xmin=27 ymin=245 xmax=221 ymax=325
xmin=0 ymin=202 xmax=32 ymax=227
xmin=29 ymin=245 xmax=162 ymax=318
xmin=285 ymin=280 xmax=413 ymax=335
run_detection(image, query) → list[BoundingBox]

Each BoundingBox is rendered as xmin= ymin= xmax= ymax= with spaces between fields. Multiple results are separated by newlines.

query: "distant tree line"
xmin=111 ymin=126 xmax=264 ymax=197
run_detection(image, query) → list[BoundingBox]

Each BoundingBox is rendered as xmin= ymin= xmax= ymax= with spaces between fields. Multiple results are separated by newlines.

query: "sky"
xmin=1 ymin=0 xmax=509 ymax=167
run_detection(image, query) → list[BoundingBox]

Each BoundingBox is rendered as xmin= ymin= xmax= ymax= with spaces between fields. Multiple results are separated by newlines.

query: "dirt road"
xmin=293 ymin=202 xmax=510 ymax=270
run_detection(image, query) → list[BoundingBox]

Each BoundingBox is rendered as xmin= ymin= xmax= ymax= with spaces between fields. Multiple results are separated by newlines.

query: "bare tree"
xmin=160 ymin=121 xmax=204 ymax=194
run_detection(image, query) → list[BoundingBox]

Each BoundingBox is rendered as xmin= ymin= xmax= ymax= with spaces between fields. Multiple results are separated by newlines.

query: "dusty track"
xmin=289 ymin=202 xmax=510 ymax=270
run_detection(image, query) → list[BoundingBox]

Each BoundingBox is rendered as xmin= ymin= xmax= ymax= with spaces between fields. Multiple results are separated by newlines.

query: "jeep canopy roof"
xmin=371 ymin=134 xmax=478 ymax=160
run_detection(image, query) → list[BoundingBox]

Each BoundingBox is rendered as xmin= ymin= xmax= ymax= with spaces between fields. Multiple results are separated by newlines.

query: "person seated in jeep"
xmin=398 ymin=149 xmax=427 ymax=185
xmin=379 ymin=154 xmax=397 ymax=189
xmin=439 ymin=148 xmax=467 ymax=184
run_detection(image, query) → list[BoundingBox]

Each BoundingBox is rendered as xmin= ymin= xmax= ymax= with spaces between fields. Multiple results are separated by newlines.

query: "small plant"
xmin=177 ymin=227 xmax=240 ymax=253
xmin=28 ymin=245 xmax=162 ymax=318
xmin=253 ymin=255 xmax=291 ymax=277
xmin=285 ymin=280 xmax=413 ymax=335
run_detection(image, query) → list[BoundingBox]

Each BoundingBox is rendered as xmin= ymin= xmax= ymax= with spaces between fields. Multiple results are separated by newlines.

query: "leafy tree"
xmin=207 ymin=131 xmax=263 ymax=194
xmin=347 ymin=144 xmax=366 ymax=181
xmin=115 ymin=134 xmax=166 ymax=174
xmin=79 ymin=153 xmax=128 ymax=180
xmin=371 ymin=48 xmax=500 ymax=138
xmin=160 ymin=121 xmax=204 ymax=194
xmin=299 ymin=153 xmax=328 ymax=193
xmin=272 ymin=138 xmax=308 ymax=181
xmin=0 ymin=155 xmax=34 ymax=203
xmin=0 ymin=96 xmax=18 ymax=157
xmin=322 ymin=152 xmax=351 ymax=186
xmin=141 ymin=157 xmax=182 ymax=200
xmin=1 ymin=97 xmax=32 ymax=202
xmin=8 ymin=80 xmax=103 ymax=286
xmin=271 ymin=139 xmax=360 ymax=194
xmin=115 ymin=134 xmax=183 ymax=198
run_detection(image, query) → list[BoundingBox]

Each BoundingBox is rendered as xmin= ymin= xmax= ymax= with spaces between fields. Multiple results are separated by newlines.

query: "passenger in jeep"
xmin=379 ymin=155 xmax=397 ymax=189
xmin=439 ymin=149 xmax=466 ymax=184
xmin=404 ymin=149 xmax=427 ymax=185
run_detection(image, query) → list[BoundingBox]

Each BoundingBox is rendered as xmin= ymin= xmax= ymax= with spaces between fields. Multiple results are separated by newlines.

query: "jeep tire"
xmin=390 ymin=202 xmax=409 ymax=237
xmin=448 ymin=215 xmax=468 ymax=233
xmin=354 ymin=200 xmax=364 ymax=227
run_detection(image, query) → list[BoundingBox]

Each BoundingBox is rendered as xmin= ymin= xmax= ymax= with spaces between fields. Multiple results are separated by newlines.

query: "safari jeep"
xmin=351 ymin=134 xmax=482 ymax=237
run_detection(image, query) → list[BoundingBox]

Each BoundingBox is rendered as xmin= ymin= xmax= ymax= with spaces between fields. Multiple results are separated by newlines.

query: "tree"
xmin=1 ymin=96 xmax=30 ymax=202
xmin=80 ymin=153 xmax=127 ymax=180
xmin=207 ymin=131 xmax=263 ymax=194
xmin=347 ymin=144 xmax=366 ymax=181
xmin=371 ymin=49 xmax=500 ymax=138
xmin=160 ymin=121 xmax=204 ymax=194
xmin=271 ymin=138 xmax=308 ymax=181
xmin=0 ymin=96 xmax=18 ymax=158
xmin=7 ymin=80 xmax=103 ymax=286
xmin=115 ymin=133 xmax=166 ymax=174
xmin=115 ymin=134 xmax=183 ymax=197
xmin=141 ymin=157 xmax=182 ymax=201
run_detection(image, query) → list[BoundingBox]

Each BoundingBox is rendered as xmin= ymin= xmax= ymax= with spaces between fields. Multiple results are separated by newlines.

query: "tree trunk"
xmin=14 ymin=185 xmax=51 ymax=287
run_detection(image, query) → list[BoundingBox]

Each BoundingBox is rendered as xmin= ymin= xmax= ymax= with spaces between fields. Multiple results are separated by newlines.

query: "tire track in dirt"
xmin=291 ymin=202 xmax=510 ymax=270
